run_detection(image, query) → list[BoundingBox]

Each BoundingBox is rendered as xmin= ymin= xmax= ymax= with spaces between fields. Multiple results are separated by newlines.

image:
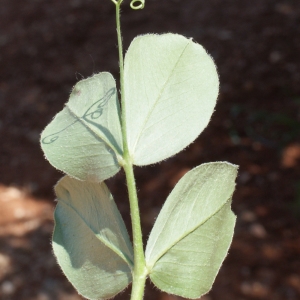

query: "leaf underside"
xmin=124 ymin=33 xmax=219 ymax=165
xmin=53 ymin=176 xmax=133 ymax=300
xmin=145 ymin=162 xmax=238 ymax=299
xmin=40 ymin=32 xmax=235 ymax=300
xmin=40 ymin=72 xmax=123 ymax=182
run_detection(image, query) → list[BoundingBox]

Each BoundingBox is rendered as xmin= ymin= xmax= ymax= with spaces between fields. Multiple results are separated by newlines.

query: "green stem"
xmin=123 ymin=161 xmax=147 ymax=300
xmin=115 ymin=1 xmax=147 ymax=300
xmin=115 ymin=1 xmax=128 ymax=153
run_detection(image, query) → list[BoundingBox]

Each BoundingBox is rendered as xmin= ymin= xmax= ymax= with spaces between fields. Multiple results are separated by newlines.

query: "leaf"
xmin=41 ymin=72 xmax=123 ymax=182
xmin=124 ymin=34 xmax=219 ymax=165
xmin=53 ymin=176 xmax=133 ymax=300
xmin=145 ymin=162 xmax=238 ymax=299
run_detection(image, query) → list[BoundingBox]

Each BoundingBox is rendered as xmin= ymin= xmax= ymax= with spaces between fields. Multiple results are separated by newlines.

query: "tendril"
xmin=130 ymin=0 xmax=145 ymax=10
xmin=110 ymin=0 xmax=145 ymax=10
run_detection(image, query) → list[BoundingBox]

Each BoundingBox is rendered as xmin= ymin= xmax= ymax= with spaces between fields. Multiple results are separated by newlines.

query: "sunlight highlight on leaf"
xmin=145 ymin=162 xmax=238 ymax=299
xmin=124 ymin=34 xmax=219 ymax=165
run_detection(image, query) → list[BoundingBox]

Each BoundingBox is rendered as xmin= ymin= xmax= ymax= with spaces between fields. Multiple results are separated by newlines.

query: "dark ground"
xmin=0 ymin=0 xmax=300 ymax=299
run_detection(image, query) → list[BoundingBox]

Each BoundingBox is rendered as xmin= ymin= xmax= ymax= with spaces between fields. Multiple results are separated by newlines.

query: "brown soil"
xmin=0 ymin=0 xmax=300 ymax=299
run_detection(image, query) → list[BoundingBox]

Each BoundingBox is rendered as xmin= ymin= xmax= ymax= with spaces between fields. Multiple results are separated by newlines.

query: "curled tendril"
xmin=110 ymin=0 xmax=145 ymax=9
xmin=130 ymin=0 xmax=145 ymax=9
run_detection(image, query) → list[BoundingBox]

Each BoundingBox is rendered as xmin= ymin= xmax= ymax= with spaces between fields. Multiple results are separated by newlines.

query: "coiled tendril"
xmin=110 ymin=0 xmax=145 ymax=10
xmin=130 ymin=0 xmax=145 ymax=9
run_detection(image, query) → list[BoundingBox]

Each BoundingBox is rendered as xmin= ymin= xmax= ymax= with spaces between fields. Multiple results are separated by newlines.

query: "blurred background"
xmin=0 ymin=0 xmax=300 ymax=299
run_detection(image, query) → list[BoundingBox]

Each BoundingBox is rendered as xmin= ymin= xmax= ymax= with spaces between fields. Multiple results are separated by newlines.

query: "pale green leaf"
xmin=53 ymin=176 xmax=133 ymax=300
xmin=145 ymin=162 xmax=238 ymax=299
xmin=41 ymin=72 xmax=123 ymax=182
xmin=124 ymin=34 xmax=219 ymax=165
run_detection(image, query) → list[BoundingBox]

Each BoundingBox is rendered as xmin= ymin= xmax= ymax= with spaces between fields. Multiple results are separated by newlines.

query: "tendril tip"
xmin=130 ymin=0 xmax=145 ymax=10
